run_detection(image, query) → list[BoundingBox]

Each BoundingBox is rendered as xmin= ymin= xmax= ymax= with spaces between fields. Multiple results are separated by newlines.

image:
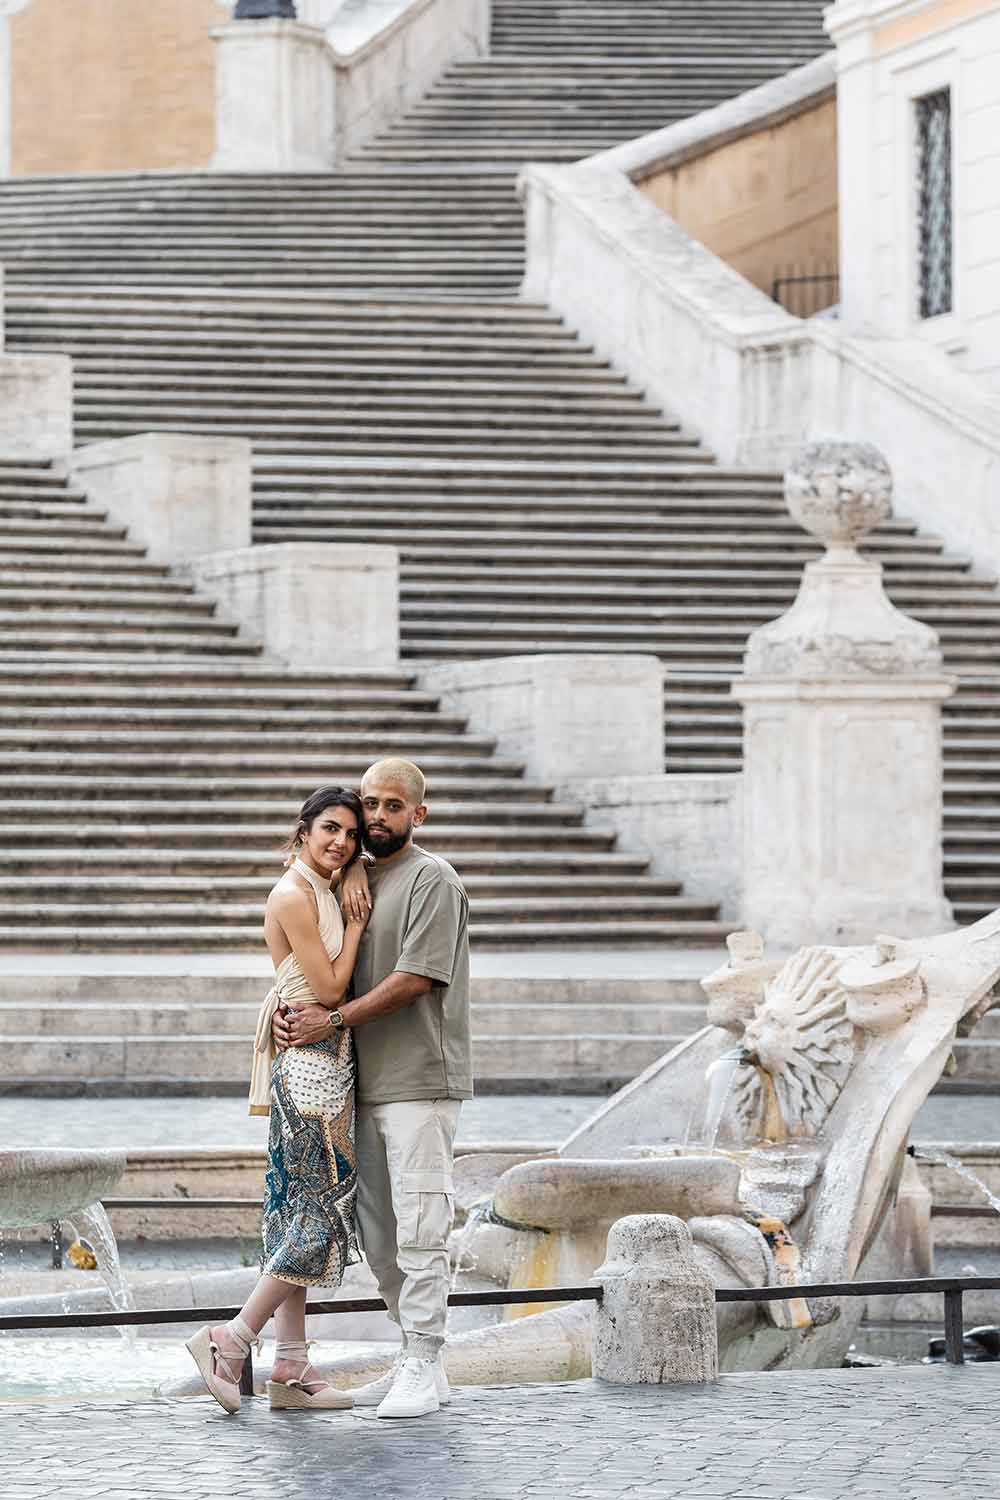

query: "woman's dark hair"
xmin=281 ymin=785 xmax=365 ymax=869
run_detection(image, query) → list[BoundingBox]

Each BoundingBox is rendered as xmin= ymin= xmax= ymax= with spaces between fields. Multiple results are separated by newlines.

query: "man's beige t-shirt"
xmin=352 ymin=843 xmax=472 ymax=1106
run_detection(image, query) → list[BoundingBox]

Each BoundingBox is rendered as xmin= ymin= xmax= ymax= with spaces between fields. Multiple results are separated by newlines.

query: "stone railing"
xmin=519 ymin=153 xmax=1000 ymax=583
xmin=212 ymin=0 xmax=490 ymax=169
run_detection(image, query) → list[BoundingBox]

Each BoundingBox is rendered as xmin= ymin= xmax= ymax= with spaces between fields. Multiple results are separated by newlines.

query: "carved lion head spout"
xmin=731 ymin=947 xmax=856 ymax=1143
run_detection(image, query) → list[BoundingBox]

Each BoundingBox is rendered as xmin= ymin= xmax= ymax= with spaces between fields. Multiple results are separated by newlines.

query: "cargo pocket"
xmin=398 ymin=1167 xmax=455 ymax=1250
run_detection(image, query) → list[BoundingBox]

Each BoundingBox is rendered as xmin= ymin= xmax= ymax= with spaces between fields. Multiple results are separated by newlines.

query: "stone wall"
xmin=828 ymin=0 xmax=1000 ymax=386
xmin=638 ymin=97 xmax=838 ymax=304
xmin=9 ymin=0 xmax=220 ymax=174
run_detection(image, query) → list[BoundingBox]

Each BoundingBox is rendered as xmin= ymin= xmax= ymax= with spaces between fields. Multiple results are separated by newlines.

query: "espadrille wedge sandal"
xmin=267 ymin=1367 xmax=353 ymax=1411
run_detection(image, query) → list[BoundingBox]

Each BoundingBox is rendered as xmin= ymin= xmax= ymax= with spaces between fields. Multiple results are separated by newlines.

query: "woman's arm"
xmin=270 ymin=885 xmax=367 ymax=1007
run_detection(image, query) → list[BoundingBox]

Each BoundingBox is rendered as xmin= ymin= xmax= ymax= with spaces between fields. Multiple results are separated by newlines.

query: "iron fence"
xmin=4 ymin=1276 xmax=998 ymax=1389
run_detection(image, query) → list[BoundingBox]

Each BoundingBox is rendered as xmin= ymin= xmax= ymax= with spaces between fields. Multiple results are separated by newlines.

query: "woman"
xmin=185 ymin=785 xmax=369 ymax=1414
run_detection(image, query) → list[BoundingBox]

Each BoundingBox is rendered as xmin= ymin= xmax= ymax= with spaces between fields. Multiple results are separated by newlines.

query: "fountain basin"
xmin=493 ymin=1156 xmax=742 ymax=1232
xmin=0 ymin=1150 xmax=126 ymax=1228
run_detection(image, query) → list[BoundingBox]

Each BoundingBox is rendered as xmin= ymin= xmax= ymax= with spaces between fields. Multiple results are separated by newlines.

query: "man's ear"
xmin=412 ymin=803 xmax=428 ymax=828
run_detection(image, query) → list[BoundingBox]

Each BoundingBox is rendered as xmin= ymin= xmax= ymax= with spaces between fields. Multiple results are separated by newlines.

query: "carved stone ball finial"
xmin=785 ymin=439 xmax=893 ymax=555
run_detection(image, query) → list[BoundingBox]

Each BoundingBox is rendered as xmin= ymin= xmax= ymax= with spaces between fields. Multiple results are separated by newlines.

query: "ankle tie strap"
xmin=227 ymin=1315 xmax=262 ymax=1358
xmin=275 ymin=1339 xmax=311 ymax=1363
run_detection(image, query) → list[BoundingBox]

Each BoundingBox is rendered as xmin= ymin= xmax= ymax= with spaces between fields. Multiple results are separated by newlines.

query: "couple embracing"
xmin=185 ymin=757 xmax=471 ymax=1420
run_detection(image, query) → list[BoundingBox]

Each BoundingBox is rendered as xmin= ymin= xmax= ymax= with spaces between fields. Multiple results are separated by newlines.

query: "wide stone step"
xmin=0 ymin=852 xmax=650 ymax=882
xmin=0 ymin=752 xmax=525 ymax=780
xmin=0 ymin=1031 xmax=678 ymax=1084
xmin=0 ymin=918 xmax=728 ymax=952
xmin=0 ymin=782 xmax=562 ymax=811
xmin=0 ymin=727 xmax=494 ymax=753
xmin=0 ymin=820 xmax=618 ymax=851
xmin=0 ymin=872 xmax=681 ymax=902
xmin=0 ymin=894 xmax=710 ymax=925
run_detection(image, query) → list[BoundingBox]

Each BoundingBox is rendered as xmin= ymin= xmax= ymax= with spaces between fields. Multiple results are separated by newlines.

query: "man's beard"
xmin=363 ymin=821 xmax=412 ymax=857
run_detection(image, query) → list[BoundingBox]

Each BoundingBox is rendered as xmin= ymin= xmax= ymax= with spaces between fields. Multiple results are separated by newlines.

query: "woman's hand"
xmin=340 ymin=861 xmax=372 ymax=924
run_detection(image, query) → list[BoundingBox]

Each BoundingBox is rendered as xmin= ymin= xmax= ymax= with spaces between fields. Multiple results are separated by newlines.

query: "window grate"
xmin=916 ymin=88 xmax=953 ymax=320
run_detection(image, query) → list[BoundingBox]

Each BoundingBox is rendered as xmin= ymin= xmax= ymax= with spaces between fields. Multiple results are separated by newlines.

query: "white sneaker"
xmin=433 ymin=1358 xmax=451 ymax=1406
xmin=376 ymin=1357 xmax=440 ymax=1419
xmin=349 ymin=1360 xmax=401 ymax=1408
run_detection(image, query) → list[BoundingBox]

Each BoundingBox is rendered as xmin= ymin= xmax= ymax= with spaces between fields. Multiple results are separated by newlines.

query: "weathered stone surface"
xmin=211 ymin=19 xmax=336 ymax=171
xmin=735 ymin=441 xmax=954 ymax=947
xmin=71 ymin=432 xmax=252 ymax=567
xmin=592 ymin=1214 xmax=718 ymax=1384
xmin=0 ymin=1149 xmax=125 ymax=1229
xmin=419 ymin=654 xmax=663 ymax=783
xmin=784 ymin=438 xmax=892 ymax=552
xmin=189 ymin=541 xmax=399 ymax=669
xmin=0 ymin=351 xmax=72 ymax=460
xmin=493 ymin=1155 xmax=743 ymax=1232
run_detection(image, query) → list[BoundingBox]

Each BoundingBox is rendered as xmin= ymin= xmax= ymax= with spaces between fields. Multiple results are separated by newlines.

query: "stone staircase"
xmin=357 ymin=0 xmax=829 ymax=164
xmin=6 ymin=287 xmax=1000 ymax=925
xmin=2 ymin=0 xmax=993 ymax=1090
xmin=0 ymin=457 xmax=726 ymax=954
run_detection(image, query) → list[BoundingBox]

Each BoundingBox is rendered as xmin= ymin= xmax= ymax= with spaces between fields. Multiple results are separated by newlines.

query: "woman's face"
xmin=301 ymin=803 xmax=359 ymax=878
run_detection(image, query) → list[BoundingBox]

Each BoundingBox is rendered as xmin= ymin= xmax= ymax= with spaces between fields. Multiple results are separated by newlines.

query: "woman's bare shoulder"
xmin=267 ymin=870 xmax=312 ymax=912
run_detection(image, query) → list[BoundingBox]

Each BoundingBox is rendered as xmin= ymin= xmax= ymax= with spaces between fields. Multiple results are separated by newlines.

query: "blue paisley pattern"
xmin=261 ymin=1027 xmax=360 ymax=1288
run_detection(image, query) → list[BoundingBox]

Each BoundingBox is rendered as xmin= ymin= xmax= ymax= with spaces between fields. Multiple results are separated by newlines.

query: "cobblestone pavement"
xmin=2 ymin=1364 xmax=998 ymax=1500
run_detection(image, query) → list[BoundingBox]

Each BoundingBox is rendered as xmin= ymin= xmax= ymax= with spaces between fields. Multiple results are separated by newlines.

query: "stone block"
xmin=0 ymin=350 xmax=72 ymax=459
xmin=556 ymin=772 xmax=743 ymax=919
xmin=189 ymin=541 xmax=399 ymax=668
xmin=419 ymin=654 xmax=663 ymax=783
xmin=71 ymin=432 xmax=252 ymax=567
xmin=212 ymin=19 xmax=336 ymax=171
xmin=592 ymin=1214 xmax=719 ymax=1385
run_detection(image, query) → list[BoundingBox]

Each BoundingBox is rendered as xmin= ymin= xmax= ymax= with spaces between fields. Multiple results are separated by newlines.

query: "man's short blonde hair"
xmin=361 ymin=757 xmax=426 ymax=805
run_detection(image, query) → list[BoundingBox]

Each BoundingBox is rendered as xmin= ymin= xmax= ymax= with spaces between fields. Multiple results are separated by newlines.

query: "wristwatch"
xmin=328 ymin=1009 xmax=344 ymax=1031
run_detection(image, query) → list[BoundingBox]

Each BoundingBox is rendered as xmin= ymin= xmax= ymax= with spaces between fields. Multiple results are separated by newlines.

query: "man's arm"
xmin=285 ymin=970 xmax=432 ymax=1046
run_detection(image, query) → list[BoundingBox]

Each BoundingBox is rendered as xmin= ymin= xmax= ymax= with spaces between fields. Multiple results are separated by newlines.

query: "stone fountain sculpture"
xmin=321 ymin=439 xmax=999 ymax=1388
xmin=0 ymin=1150 xmax=131 ymax=1316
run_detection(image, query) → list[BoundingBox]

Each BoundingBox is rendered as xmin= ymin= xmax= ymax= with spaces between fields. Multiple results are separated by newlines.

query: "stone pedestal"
xmin=419 ymin=655 xmax=663 ymax=783
xmin=592 ymin=1214 xmax=718 ymax=1385
xmin=733 ymin=440 xmax=955 ymax=948
xmin=189 ymin=542 xmax=399 ymax=669
xmin=71 ymin=434 xmax=252 ymax=567
xmin=212 ymin=19 xmax=335 ymax=171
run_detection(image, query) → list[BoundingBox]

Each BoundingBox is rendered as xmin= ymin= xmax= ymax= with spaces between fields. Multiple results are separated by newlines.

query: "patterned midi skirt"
xmin=261 ymin=1028 xmax=360 ymax=1289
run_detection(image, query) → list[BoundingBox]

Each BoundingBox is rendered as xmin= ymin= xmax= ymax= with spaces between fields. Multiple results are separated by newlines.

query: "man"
xmin=274 ymin=756 xmax=472 ymax=1419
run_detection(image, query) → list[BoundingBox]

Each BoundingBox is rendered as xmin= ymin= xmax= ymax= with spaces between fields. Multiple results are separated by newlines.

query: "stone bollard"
xmin=591 ymin=1214 xmax=718 ymax=1385
xmin=733 ymin=439 xmax=955 ymax=947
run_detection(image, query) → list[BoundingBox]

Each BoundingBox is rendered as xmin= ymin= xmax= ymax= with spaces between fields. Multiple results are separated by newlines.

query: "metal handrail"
xmin=3 ymin=1275 xmax=998 ymax=1385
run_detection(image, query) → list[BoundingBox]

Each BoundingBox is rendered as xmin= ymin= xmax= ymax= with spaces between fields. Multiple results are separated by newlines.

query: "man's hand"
xmin=340 ymin=862 xmax=372 ymax=923
xmin=272 ymin=1004 xmax=292 ymax=1052
xmin=288 ymin=1002 xmax=336 ymax=1047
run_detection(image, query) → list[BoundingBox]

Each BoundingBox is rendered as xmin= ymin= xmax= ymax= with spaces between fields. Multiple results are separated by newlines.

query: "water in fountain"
xmin=452 ymin=1200 xmax=490 ymax=1281
xmin=65 ymin=1202 xmax=136 ymax=1340
xmin=912 ymin=1147 xmax=1000 ymax=1216
xmin=687 ymin=1048 xmax=745 ymax=1148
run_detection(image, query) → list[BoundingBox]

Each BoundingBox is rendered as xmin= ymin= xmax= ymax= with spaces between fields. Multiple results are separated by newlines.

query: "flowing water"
xmin=452 ymin=1200 xmax=490 ymax=1281
xmin=64 ymin=1201 xmax=136 ymax=1341
xmin=911 ymin=1147 xmax=1000 ymax=1216
xmin=687 ymin=1049 xmax=745 ymax=1148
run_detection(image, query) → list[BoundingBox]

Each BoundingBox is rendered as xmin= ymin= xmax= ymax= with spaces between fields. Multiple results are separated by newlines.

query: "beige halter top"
xmin=249 ymin=857 xmax=346 ymax=1117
